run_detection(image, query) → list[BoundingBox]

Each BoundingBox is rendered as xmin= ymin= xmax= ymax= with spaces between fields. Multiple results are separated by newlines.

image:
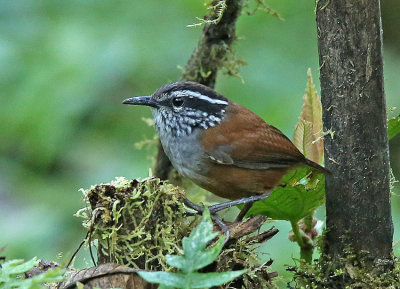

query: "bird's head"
xmin=123 ymin=81 xmax=229 ymax=136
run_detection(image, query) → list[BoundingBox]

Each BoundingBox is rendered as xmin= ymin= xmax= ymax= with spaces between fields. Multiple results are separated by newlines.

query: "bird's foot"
xmin=211 ymin=214 xmax=230 ymax=243
xmin=183 ymin=192 xmax=271 ymax=242
xmin=183 ymin=198 xmax=230 ymax=242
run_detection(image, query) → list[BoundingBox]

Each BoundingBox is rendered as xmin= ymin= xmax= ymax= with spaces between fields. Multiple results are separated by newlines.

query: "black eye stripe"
xmin=167 ymin=96 xmax=227 ymax=114
xmin=190 ymin=99 xmax=226 ymax=114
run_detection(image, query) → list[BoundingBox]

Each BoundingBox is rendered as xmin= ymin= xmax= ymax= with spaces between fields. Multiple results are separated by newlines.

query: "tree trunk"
xmin=316 ymin=0 xmax=393 ymax=270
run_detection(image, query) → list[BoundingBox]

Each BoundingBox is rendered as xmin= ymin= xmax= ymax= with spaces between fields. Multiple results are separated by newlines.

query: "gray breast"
xmin=158 ymin=128 xmax=209 ymax=182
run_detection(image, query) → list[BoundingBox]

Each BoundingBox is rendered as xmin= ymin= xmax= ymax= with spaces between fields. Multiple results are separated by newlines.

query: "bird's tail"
xmin=304 ymin=158 xmax=331 ymax=175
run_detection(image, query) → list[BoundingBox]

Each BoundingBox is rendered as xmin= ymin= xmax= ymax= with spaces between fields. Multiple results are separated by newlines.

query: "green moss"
xmin=219 ymin=44 xmax=247 ymax=82
xmin=76 ymin=177 xmax=194 ymax=271
xmin=289 ymin=242 xmax=400 ymax=288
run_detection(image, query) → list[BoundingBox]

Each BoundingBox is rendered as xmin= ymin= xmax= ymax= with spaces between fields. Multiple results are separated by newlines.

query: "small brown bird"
xmin=123 ymin=81 xmax=328 ymax=215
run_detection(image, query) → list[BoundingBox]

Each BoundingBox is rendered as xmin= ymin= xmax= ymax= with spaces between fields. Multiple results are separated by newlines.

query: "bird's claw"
xmin=183 ymin=192 xmax=272 ymax=244
xmin=183 ymin=198 xmax=230 ymax=243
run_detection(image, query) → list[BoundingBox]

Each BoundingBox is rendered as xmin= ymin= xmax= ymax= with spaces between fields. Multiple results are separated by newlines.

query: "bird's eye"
xmin=172 ymin=97 xmax=184 ymax=108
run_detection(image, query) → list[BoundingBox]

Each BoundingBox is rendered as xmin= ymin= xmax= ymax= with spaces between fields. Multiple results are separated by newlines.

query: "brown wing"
xmin=201 ymin=102 xmax=306 ymax=170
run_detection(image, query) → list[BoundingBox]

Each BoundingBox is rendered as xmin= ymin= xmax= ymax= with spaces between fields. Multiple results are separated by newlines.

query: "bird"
xmin=123 ymin=81 xmax=328 ymax=219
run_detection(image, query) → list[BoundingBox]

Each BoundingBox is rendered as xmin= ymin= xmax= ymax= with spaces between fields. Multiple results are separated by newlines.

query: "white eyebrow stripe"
xmin=171 ymin=90 xmax=228 ymax=105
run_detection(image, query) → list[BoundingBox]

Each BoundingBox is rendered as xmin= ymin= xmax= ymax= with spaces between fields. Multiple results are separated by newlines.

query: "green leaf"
xmin=280 ymin=166 xmax=310 ymax=184
xmin=247 ymin=168 xmax=325 ymax=222
xmin=182 ymin=209 xmax=219 ymax=256
xmin=167 ymin=238 xmax=224 ymax=273
xmin=138 ymin=209 xmax=246 ymax=289
xmin=179 ymin=209 xmax=224 ymax=273
xmin=188 ymin=270 xmax=247 ymax=288
xmin=19 ymin=267 xmax=65 ymax=289
xmin=159 ymin=285 xmax=175 ymax=289
xmin=0 ymin=258 xmax=65 ymax=289
xmin=164 ymin=255 xmax=187 ymax=271
xmin=187 ymin=237 xmax=225 ymax=272
xmin=0 ymin=258 xmax=38 ymax=287
xmin=138 ymin=272 xmax=187 ymax=288
xmin=388 ymin=115 xmax=400 ymax=140
xmin=293 ymin=69 xmax=324 ymax=164
xmin=138 ymin=270 xmax=247 ymax=289
xmin=0 ymin=258 xmax=38 ymax=277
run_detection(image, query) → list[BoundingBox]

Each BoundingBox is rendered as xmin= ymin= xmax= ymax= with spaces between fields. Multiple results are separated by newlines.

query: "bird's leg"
xmin=183 ymin=192 xmax=271 ymax=241
xmin=208 ymin=192 xmax=272 ymax=214
xmin=184 ymin=192 xmax=271 ymax=215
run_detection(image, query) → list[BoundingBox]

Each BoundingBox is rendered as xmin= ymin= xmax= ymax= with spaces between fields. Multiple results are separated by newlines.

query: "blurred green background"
xmin=1 ymin=0 xmax=399 ymax=284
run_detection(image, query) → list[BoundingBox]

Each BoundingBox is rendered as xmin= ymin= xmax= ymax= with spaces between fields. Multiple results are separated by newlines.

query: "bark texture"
xmin=154 ymin=0 xmax=244 ymax=179
xmin=316 ymin=0 xmax=393 ymax=267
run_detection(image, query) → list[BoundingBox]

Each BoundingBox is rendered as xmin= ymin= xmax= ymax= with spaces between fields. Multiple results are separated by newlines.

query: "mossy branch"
xmin=74 ymin=177 xmax=279 ymax=288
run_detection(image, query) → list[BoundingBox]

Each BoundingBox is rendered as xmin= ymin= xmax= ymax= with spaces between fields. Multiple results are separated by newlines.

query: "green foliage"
xmin=0 ymin=258 xmax=64 ymax=289
xmin=388 ymin=115 xmax=400 ymax=140
xmin=138 ymin=209 xmax=246 ymax=289
xmin=248 ymin=168 xmax=325 ymax=222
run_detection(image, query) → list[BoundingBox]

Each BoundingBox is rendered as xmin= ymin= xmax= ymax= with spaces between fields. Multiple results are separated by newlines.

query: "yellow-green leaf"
xmin=293 ymin=69 xmax=324 ymax=164
xmin=293 ymin=120 xmax=314 ymax=161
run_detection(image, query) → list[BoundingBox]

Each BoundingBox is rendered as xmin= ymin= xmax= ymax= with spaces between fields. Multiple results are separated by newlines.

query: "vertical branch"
xmin=154 ymin=0 xmax=244 ymax=179
xmin=316 ymin=0 xmax=393 ymax=269
xmin=181 ymin=0 xmax=243 ymax=87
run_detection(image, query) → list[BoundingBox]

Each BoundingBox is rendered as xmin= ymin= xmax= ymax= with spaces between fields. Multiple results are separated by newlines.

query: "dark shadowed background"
xmin=1 ymin=0 xmax=399 ymax=283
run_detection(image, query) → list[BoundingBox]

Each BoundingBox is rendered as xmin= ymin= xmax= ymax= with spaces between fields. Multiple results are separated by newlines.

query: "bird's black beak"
xmin=122 ymin=96 xmax=158 ymax=108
